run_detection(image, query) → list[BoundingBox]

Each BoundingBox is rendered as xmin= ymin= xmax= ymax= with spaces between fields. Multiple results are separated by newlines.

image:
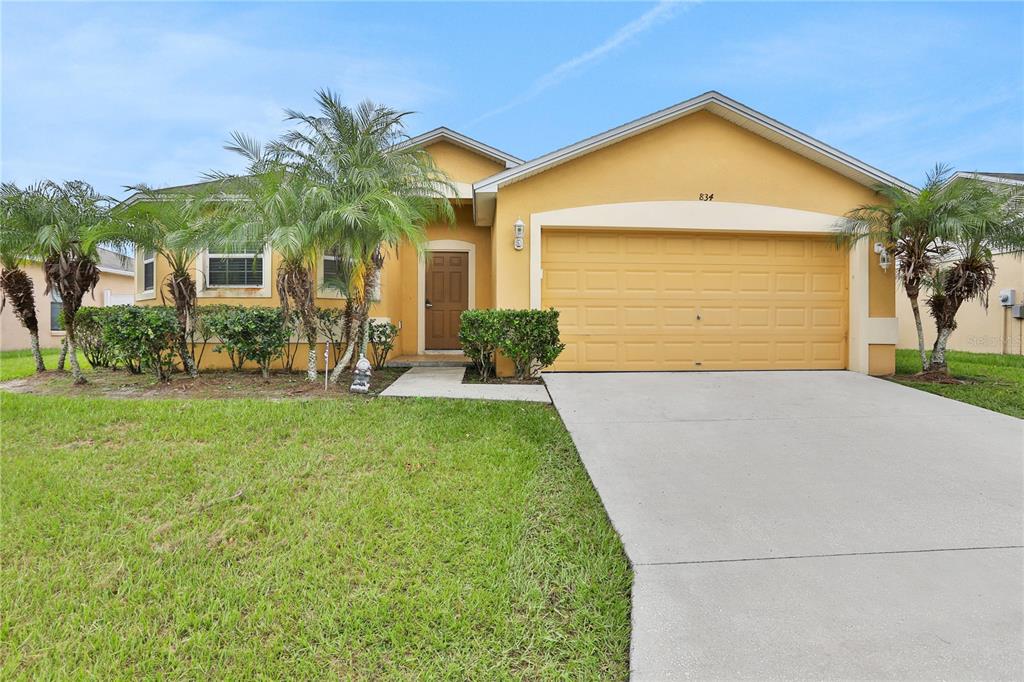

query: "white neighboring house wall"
xmin=897 ymin=251 xmax=1024 ymax=356
xmin=897 ymin=172 xmax=1024 ymax=356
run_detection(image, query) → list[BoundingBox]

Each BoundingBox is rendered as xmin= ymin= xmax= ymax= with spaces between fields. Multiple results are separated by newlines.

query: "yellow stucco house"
xmin=133 ymin=92 xmax=907 ymax=376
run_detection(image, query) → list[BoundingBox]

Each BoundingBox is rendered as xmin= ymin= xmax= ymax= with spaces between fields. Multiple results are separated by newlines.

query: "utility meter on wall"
xmin=998 ymin=289 xmax=1017 ymax=307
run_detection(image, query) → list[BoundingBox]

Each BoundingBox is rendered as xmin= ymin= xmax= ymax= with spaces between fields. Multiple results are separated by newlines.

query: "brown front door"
xmin=425 ymin=251 xmax=469 ymax=350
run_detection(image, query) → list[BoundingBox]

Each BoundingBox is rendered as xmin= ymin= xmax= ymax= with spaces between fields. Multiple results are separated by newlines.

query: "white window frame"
xmin=195 ymin=243 xmax=273 ymax=299
xmin=205 ymin=245 xmax=265 ymax=289
xmin=142 ymin=249 xmax=155 ymax=292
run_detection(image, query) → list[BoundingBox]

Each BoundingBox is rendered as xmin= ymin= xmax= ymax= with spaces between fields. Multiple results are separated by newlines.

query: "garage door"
xmin=542 ymin=230 xmax=848 ymax=371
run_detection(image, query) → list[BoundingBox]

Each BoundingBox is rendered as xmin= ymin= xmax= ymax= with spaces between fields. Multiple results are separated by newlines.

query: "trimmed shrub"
xmin=100 ymin=305 xmax=180 ymax=380
xmin=368 ymin=319 xmax=399 ymax=370
xmin=74 ymin=307 xmax=115 ymax=368
xmin=458 ymin=309 xmax=503 ymax=382
xmin=195 ymin=305 xmax=247 ymax=369
xmin=499 ymin=309 xmax=565 ymax=380
xmin=203 ymin=305 xmax=290 ymax=378
xmin=459 ymin=308 xmax=565 ymax=381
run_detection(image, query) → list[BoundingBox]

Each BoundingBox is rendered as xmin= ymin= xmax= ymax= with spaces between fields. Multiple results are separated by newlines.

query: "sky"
xmin=2 ymin=1 xmax=1022 ymax=199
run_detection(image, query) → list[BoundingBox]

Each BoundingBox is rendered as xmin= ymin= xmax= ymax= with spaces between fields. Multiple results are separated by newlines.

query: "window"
xmin=207 ymin=241 xmax=264 ymax=287
xmin=50 ymin=291 xmax=63 ymax=331
xmin=142 ymin=249 xmax=155 ymax=291
xmin=322 ymin=249 xmax=341 ymax=282
xmin=319 ymin=250 xmax=380 ymax=300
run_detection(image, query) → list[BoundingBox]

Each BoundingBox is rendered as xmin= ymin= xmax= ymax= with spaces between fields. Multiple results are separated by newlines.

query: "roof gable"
xmin=474 ymin=92 xmax=914 ymax=211
xmin=401 ymin=127 xmax=523 ymax=168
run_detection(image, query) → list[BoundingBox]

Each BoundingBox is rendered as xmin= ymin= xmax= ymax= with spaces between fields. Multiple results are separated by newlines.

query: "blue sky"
xmin=2 ymin=1 xmax=1022 ymax=198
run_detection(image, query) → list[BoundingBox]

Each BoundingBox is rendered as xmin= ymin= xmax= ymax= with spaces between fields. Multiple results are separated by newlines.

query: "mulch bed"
xmin=461 ymin=366 xmax=543 ymax=385
xmin=893 ymin=371 xmax=972 ymax=385
xmin=0 ymin=366 xmax=407 ymax=400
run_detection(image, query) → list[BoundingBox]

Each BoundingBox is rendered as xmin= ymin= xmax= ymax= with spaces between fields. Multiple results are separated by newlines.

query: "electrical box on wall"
xmin=1011 ymin=304 xmax=1024 ymax=320
xmin=998 ymin=289 xmax=1017 ymax=307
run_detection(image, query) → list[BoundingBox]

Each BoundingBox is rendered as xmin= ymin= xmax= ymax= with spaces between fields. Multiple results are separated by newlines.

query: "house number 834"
xmin=698 ymin=192 xmax=714 ymax=201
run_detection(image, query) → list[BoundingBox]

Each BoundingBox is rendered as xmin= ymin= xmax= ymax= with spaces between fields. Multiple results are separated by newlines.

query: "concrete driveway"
xmin=545 ymin=371 xmax=1023 ymax=680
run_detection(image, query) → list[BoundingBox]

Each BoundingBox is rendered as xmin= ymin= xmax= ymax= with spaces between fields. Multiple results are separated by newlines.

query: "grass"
xmin=0 ymin=349 xmax=406 ymax=399
xmin=0 ymin=348 xmax=90 ymax=382
xmin=0 ymin=393 xmax=631 ymax=678
xmin=892 ymin=349 xmax=1024 ymax=418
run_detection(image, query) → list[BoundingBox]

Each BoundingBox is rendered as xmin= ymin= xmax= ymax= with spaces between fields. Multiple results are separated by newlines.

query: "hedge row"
xmin=458 ymin=309 xmax=565 ymax=381
xmin=74 ymin=305 xmax=400 ymax=379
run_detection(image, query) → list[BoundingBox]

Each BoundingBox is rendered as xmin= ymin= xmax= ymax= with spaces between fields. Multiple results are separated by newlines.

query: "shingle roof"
xmin=976 ymin=172 xmax=1024 ymax=181
xmin=97 ymin=247 xmax=133 ymax=274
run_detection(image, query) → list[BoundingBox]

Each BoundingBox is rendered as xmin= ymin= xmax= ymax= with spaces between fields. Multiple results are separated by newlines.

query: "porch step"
xmin=388 ymin=354 xmax=471 ymax=368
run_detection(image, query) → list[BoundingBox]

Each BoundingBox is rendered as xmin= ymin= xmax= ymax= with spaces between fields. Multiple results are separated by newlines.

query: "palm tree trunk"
xmin=907 ymin=290 xmax=928 ymax=370
xmin=305 ymin=325 xmax=318 ymax=382
xmin=57 ymin=338 xmax=68 ymax=371
xmin=330 ymin=299 xmax=358 ymax=384
xmin=29 ymin=331 xmax=46 ymax=372
xmin=1 ymin=268 xmax=46 ymax=373
xmin=169 ymin=273 xmax=198 ymax=378
xmin=928 ymin=326 xmax=954 ymax=374
xmin=66 ymin=325 xmax=86 ymax=385
xmin=177 ymin=334 xmax=198 ymax=377
xmin=331 ymin=315 xmax=360 ymax=378
xmin=346 ymin=258 xmax=380 ymax=370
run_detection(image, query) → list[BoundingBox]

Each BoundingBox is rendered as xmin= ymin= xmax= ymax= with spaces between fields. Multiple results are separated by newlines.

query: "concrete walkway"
xmin=546 ymin=371 xmax=1023 ymax=680
xmin=380 ymin=367 xmax=550 ymax=403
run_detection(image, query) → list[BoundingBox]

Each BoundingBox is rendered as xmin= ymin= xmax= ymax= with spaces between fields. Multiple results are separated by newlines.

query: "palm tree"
xmin=103 ymin=184 xmax=216 ymax=378
xmin=924 ymin=177 xmax=1024 ymax=373
xmin=268 ymin=91 xmax=456 ymax=382
xmin=35 ymin=181 xmax=112 ymax=385
xmin=835 ymin=164 xmax=973 ymax=368
xmin=0 ymin=183 xmax=48 ymax=373
xmin=209 ymin=144 xmax=343 ymax=381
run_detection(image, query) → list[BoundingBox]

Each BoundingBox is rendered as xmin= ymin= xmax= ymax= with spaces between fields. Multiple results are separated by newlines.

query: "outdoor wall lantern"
xmin=513 ymin=219 xmax=525 ymax=251
xmin=873 ymin=242 xmax=891 ymax=272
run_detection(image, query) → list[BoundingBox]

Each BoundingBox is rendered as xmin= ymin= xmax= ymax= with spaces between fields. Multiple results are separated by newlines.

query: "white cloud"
xmin=1 ymin=10 xmax=446 ymax=195
xmin=469 ymin=0 xmax=695 ymax=125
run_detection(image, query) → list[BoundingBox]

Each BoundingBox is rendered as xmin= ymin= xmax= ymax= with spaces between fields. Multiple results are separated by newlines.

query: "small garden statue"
xmin=350 ymin=354 xmax=372 ymax=393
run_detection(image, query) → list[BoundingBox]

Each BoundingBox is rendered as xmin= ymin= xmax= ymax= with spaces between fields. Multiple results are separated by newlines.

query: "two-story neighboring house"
xmin=130 ymin=92 xmax=907 ymax=375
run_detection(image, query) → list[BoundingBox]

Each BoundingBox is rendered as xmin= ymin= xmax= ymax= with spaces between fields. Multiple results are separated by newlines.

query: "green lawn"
xmin=0 ymin=394 xmax=630 ymax=678
xmin=0 ymin=348 xmax=90 ymax=382
xmin=893 ymin=349 xmax=1024 ymax=418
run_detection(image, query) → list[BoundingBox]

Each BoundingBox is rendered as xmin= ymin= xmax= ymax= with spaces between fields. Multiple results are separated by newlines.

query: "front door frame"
xmin=418 ymin=239 xmax=476 ymax=354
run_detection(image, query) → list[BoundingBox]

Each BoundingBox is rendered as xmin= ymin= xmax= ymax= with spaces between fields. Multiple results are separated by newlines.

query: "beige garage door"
xmin=542 ymin=230 xmax=848 ymax=371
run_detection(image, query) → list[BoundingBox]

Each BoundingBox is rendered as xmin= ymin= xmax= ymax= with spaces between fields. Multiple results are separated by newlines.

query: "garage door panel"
xmin=583 ymin=270 xmax=618 ymax=293
xmin=623 ymin=270 xmax=658 ymax=292
xmin=624 ymin=306 xmax=659 ymax=331
xmin=699 ymin=306 xmax=734 ymax=328
xmin=542 ymin=230 xmax=848 ymax=371
xmin=699 ymin=270 xmax=734 ymax=293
